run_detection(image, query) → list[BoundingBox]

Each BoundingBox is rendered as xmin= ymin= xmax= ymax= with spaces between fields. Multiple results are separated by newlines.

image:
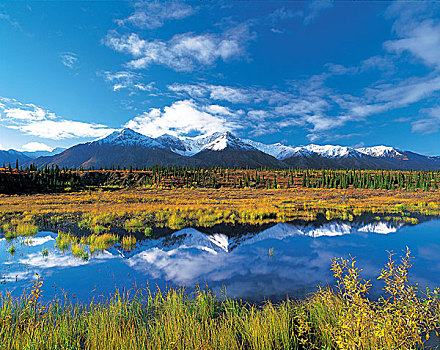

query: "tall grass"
xmin=0 ymin=250 xmax=438 ymax=349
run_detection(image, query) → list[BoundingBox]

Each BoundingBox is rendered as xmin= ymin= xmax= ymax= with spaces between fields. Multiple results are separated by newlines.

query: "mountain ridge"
xmin=10 ymin=128 xmax=440 ymax=170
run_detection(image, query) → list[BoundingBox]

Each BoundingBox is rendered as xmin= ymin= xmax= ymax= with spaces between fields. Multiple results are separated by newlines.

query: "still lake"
xmin=1 ymin=216 xmax=439 ymax=303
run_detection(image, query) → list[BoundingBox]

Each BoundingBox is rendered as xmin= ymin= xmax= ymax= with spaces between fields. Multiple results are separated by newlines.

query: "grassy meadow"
xmin=1 ymin=186 xmax=440 ymax=238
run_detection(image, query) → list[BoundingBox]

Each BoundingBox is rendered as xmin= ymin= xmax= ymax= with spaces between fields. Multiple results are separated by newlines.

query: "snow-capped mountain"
xmin=191 ymin=131 xmax=285 ymax=168
xmin=245 ymin=142 xmax=364 ymax=160
xmin=355 ymin=146 xmax=403 ymax=158
xmin=21 ymin=128 xmax=440 ymax=170
xmin=94 ymin=128 xmax=163 ymax=148
xmin=27 ymin=128 xmax=200 ymax=169
xmin=299 ymin=145 xmax=362 ymax=158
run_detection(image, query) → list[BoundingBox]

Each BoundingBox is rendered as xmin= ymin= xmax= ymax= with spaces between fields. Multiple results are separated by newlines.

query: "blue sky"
xmin=1 ymin=1 xmax=440 ymax=155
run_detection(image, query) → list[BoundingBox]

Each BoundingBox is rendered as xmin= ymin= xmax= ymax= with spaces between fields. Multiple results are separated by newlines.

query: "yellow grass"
xmin=0 ymin=188 xmax=438 ymax=236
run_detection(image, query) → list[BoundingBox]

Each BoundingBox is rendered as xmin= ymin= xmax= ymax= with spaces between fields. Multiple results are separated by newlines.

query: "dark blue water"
xmin=0 ymin=218 xmax=439 ymax=303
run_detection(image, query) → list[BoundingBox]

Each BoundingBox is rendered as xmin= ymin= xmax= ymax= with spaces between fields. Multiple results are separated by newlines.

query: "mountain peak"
xmin=204 ymin=131 xmax=254 ymax=151
xmin=94 ymin=128 xmax=163 ymax=148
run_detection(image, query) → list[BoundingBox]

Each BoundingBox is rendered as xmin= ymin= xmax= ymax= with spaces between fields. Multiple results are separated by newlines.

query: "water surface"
xmin=1 ymin=216 xmax=439 ymax=303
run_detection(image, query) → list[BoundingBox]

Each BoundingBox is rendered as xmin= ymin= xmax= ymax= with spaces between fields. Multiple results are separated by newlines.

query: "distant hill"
xmin=0 ymin=147 xmax=65 ymax=166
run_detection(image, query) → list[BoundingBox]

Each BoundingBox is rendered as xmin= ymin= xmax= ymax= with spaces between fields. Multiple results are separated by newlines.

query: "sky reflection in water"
xmin=0 ymin=218 xmax=439 ymax=303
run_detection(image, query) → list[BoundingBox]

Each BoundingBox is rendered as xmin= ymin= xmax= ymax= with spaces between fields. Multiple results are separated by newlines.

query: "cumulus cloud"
xmin=0 ymin=97 xmax=115 ymax=140
xmin=104 ymin=23 xmax=254 ymax=72
xmin=116 ymin=1 xmax=195 ymax=29
xmin=59 ymin=52 xmax=78 ymax=69
xmin=125 ymin=99 xmax=244 ymax=137
xmin=99 ymin=70 xmax=156 ymax=93
xmin=21 ymin=142 xmax=54 ymax=152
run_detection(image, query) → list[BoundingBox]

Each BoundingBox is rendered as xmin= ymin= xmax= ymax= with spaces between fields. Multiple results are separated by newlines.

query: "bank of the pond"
xmin=1 ymin=249 xmax=439 ymax=350
xmin=0 ymin=188 xmax=439 ymax=237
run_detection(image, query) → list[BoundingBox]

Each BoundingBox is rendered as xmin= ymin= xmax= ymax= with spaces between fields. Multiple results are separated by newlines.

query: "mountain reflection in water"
xmin=0 ymin=218 xmax=439 ymax=303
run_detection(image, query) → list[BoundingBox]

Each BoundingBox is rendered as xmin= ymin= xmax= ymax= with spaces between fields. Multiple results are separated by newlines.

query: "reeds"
xmin=70 ymin=243 xmax=89 ymax=260
xmin=122 ymin=235 xmax=136 ymax=250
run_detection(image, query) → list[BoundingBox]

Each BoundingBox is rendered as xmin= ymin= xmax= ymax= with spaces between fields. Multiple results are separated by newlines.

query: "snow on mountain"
xmin=300 ymin=144 xmax=362 ymax=158
xmin=244 ymin=141 xmax=364 ymax=160
xmin=165 ymin=132 xmax=255 ymax=156
xmin=203 ymin=132 xmax=255 ymax=152
xmin=156 ymin=134 xmax=187 ymax=153
xmin=171 ymin=132 xmax=223 ymax=156
xmin=237 ymin=222 xmax=354 ymax=245
xmin=355 ymin=146 xmax=403 ymax=158
xmin=243 ymin=140 xmax=298 ymax=160
xmin=29 ymin=127 xmax=439 ymax=170
xmin=358 ymin=222 xmax=402 ymax=234
xmin=232 ymin=220 xmax=404 ymax=247
xmin=94 ymin=128 xmax=163 ymax=148
xmin=170 ymin=228 xmax=229 ymax=253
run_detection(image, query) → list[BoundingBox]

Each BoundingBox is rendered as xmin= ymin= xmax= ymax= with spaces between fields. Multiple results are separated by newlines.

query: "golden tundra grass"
xmin=0 ymin=249 xmax=439 ymax=350
xmin=0 ymin=187 xmax=439 ymax=234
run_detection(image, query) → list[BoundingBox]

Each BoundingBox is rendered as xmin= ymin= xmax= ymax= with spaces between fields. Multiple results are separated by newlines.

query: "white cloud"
xmin=13 ymin=120 xmax=114 ymax=140
xmin=168 ymin=81 xmax=360 ymax=139
xmin=0 ymin=97 xmax=115 ymax=140
xmin=383 ymin=3 xmax=440 ymax=70
xmin=125 ymin=99 xmax=244 ymax=138
xmin=99 ymin=70 xmax=156 ymax=93
xmin=21 ymin=142 xmax=54 ymax=152
xmin=104 ymin=23 xmax=254 ymax=72
xmin=303 ymin=0 xmax=333 ymax=25
xmin=384 ymin=20 xmax=440 ymax=69
xmin=268 ymin=7 xmax=300 ymax=24
xmin=412 ymin=107 xmax=440 ymax=134
xmin=59 ymin=52 xmax=78 ymax=69
xmin=349 ymin=74 xmax=440 ymax=119
xmin=267 ymin=2 xmax=333 ymax=27
xmin=0 ymin=10 xmax=22 ymax=31
xmin=168 ymin=83 xmax=289 ymax=105
xmin=116 ymin=1 xmax=195 ymax=29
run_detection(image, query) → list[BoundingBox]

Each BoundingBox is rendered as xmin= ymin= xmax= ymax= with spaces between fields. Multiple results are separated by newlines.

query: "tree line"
xmin=1 ymin=162 xmax=439 ymax=193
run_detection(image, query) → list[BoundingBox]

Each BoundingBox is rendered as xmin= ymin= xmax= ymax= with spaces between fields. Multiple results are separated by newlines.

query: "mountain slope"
xmin=28 ymin=129 xmax=201 ymax=169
